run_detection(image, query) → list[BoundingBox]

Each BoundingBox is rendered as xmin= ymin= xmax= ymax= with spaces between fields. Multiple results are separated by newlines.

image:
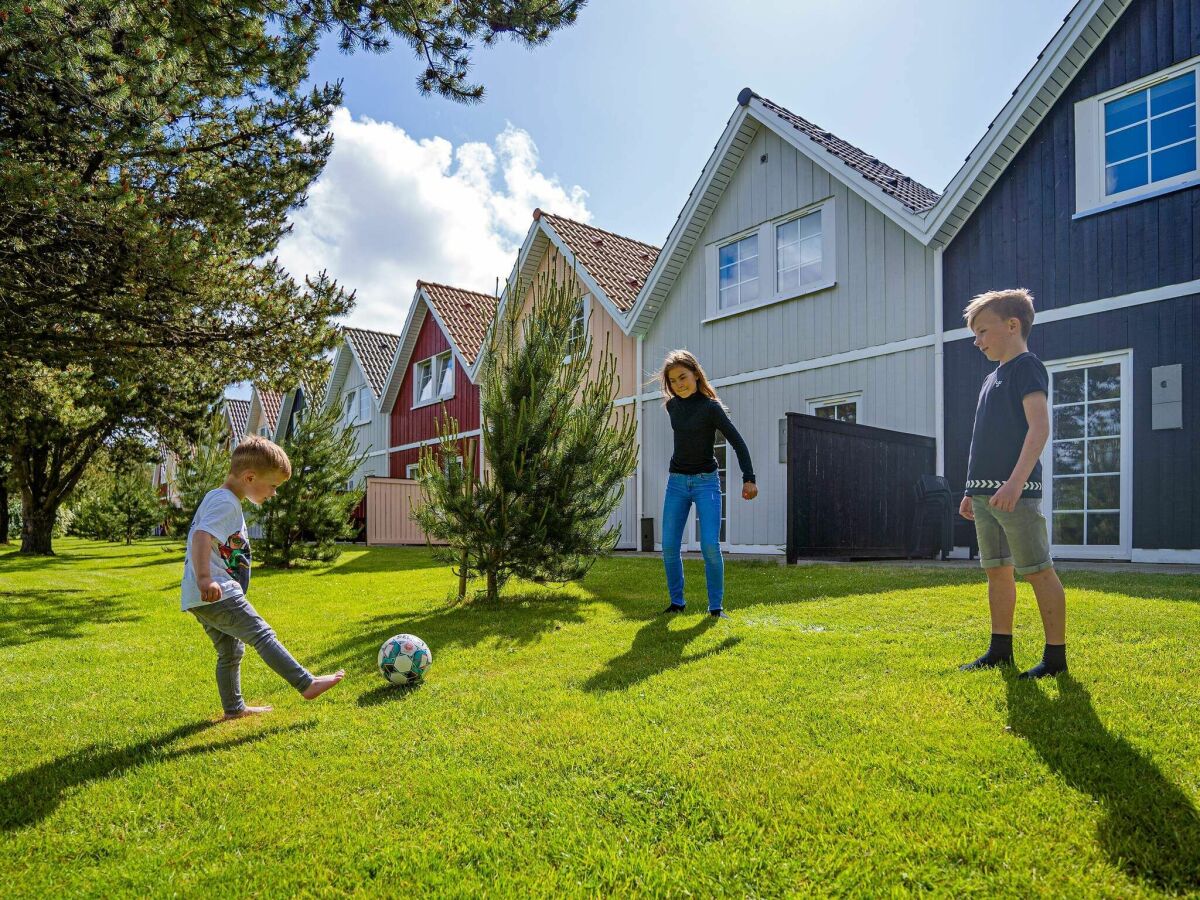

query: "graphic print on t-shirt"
xmin=216 ymin=531 xmax=251 ymax=593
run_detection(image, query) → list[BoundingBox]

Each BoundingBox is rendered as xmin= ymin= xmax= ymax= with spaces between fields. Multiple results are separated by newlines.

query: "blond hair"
xmin=963 ymin=288 xmax=1036 ymax=338
xmin=659 ymin=350 xmax=721 ymax=407
xmin=231 ymin=435 xmax=292 ymax=478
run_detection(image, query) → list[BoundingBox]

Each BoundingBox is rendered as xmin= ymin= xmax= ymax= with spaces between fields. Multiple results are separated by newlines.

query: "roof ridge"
xmin=416 ymin=280 xmax=499 ymax=301
xmin=534 ymin=209 xmax=661 ymax=252
xmin=754 ymin=93 xmax=941 ymax=209
xmin=343 ymin=325 xmax=401 ymax=340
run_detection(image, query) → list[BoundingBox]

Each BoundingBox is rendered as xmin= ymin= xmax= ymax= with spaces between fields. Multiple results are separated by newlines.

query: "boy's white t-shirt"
xmin=181 ymin=487 xmax=251 ymax=611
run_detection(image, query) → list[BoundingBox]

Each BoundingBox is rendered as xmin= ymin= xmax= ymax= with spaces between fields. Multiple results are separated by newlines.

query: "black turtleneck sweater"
xmin=666 ymin=392 xmax=755 ymax=483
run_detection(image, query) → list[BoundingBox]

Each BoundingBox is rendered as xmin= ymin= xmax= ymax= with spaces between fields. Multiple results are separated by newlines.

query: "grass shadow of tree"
xmin=0 ymin=719 xmax=315 ymax=831
xmin=1004 ymin=672 xmax=1200 ymax=892
xmin=0 ymin=589 xmax=143 ymax=648
xmin=582 ymin=615 xmax=742 ymax=693
xmin=309 ymin=590 xmax=588 ymax=679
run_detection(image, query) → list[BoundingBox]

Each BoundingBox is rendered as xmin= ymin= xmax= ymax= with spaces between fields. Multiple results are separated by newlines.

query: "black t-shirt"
xmin=966 ymin=351 xmax=1049 ymax=497
xmin=666 ymin=392 xmax=755 ymax=483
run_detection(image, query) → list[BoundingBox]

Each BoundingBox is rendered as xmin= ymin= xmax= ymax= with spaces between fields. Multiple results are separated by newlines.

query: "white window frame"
xmin=564 ymin=294 xmax=590 ymax=364
xmin=806 ymin=390 xmax=863 ymax=424
xmin=1040 ymin=349 xmax=1133 ymax=561
xmin=1074 ymin=56 xmax=1200 ymax=218
xmin=704 ymin=197 xmax=836 ymax=323
xmin=412 ymin=351 xmax=455 ymax=409
xmin=442 ymin=453 xmax=464 ymax=477
xmin=405 ymin=462 xmax=420 ymax=480
xmin=357 ymin=386 xmax=372 ymax=425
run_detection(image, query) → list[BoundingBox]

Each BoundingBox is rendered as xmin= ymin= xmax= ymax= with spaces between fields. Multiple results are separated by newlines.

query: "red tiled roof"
xmin=418 ymin=281 xmax=499 ymax=366
xmin=224 ymin=397 xmax=250 ymax=438
xmin=256 ymin=388 xmax=283 ymax=432
xmin=344 ymin=327 xmax=401 ymax=398
xmin=752 ymin=93 xmax=941 ymax=214
xmin=534 ymin=211 xmax=660 ymax=312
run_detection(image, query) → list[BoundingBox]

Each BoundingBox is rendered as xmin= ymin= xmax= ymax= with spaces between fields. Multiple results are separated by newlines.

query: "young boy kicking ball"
xmin=182 ymin=436 xmax=344 ymax=719
xmin=959 ymin=289 xmax=1068 ymax=679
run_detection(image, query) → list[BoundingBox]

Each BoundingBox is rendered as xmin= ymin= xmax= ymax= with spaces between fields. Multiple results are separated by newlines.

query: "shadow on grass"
xmin=584 ymin=556 xmax=986 ymax=622
xmin=0 ymin=719 xmax=315 ymax=831
xmin=1060 ymin=571 xmax=1200 ymax=604
xmin=582 ymin=614 xmax=741 ymax=693
xmin=0 ymin=589 xmax=143 ymax=648
xmin=357 ymin=681 xmax=424 ymax=707
xmin=1005 ymin=673 xmax=1200 ymax=892
xmin=310 ymin=590 xmax=587 ymax=677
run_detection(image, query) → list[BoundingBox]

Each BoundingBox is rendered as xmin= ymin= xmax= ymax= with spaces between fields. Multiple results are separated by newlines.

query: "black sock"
xmin=960 ymin=633 xmax=1014 ymax=670
xmin=1019 ymin=643 xmax=1067 ymax=679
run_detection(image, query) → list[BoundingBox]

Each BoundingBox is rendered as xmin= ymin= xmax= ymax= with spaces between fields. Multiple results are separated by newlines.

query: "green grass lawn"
xmin=2 ymin=538 xmax=1198 ymax=897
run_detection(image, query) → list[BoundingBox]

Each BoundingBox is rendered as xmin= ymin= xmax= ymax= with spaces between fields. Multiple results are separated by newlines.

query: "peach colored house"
xmin=498 ymin=209 xmax=659 ymax=548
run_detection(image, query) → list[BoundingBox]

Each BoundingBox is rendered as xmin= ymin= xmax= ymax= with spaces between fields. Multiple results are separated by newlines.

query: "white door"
xmin=1042 ymin=351 xmax=1132 ymax=560
xmin=685 ymin=438 xmax=730 ymax=550
xmin=607 ymin=474 xmax=638 ymax=549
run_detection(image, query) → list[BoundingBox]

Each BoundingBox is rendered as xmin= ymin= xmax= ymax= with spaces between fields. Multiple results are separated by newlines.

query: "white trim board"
xmin=366 ymin=428 xmax=483 ymax=459
xmin=943 ymin=279 xmax=1200 ymax=342
xmin=1131 ymin=549 xmax=1200 ymax=564
xmin=638 ymin=332 xmax=937 ymax=402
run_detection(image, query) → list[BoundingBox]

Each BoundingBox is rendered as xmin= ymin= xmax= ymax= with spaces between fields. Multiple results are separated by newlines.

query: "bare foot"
xmin=302 ymin=670 xmax=345 ymax=701
xmin=222 ymin=705 xmax=273 ymax=721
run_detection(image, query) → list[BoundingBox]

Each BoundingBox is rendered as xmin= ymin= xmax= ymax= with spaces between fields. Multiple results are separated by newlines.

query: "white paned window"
xmin=776 ymin=208 xmax=823 ymax=294
xmin=808 ymin=392 xmax=862 ymax=424
xmin=706 ymin=199 xmax=835 ymax=322
xmin=358 ymin=387 xmax=371 ymax=424
xmin=717 ymin=234 xmax=759 ymax=310
xmin=415 ymin=359 xmax=434 ymax=405
xmin=1075 ymin=58 xmax=1200 ymax=215
xmin=437 ymin=352 xmax=454 ymax=396
xmin=442 ymin=454 xmax=463 ymax=477
xmin=405 ymin=463 xmax=420 ymax=479
xmin=567 ymin=296 xmax=587 ymax=358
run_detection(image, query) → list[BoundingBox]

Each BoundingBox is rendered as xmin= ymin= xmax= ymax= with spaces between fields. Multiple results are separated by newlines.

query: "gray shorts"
xmin=970 ymin=495 xmax=1054 ymax=576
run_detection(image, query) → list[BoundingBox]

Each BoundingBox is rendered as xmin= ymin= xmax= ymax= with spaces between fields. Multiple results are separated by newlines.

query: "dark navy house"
xmin=938 ymin=0 xmax=1198 ymax=563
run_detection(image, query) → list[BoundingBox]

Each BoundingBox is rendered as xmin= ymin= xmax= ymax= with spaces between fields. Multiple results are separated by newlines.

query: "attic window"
xmin=1074 ymin=58 xmax=1199 ymax=217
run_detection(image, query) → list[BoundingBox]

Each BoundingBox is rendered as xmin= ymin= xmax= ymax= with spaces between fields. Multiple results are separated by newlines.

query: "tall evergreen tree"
xmin=253 ymin=398 xmax=366 ymax=568
xmin=0 ymin=0 xmax=583 ymax=555
xmin=414 ymin=269 xmax=638 ymax=601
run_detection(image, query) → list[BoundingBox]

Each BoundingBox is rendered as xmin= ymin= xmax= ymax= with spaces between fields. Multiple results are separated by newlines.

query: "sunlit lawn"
xmin=2 ymin=538 xmax=1198 ymax=897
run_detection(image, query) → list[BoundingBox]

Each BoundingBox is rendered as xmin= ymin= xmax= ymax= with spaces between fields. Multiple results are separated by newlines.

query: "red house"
xmin=379 ymin=280 xmax=499 ymax=481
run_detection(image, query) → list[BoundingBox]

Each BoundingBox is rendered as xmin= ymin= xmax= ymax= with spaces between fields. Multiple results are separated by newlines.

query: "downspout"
xmin=933 ymin=245 xmax=945 ymax=477
xmin=635 ymin=334 xmax=644 ymax=548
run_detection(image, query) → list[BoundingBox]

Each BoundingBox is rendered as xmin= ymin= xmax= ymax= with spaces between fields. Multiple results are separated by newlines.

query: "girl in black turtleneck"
xmin=658 ymin=350 xmax=757 ymax=618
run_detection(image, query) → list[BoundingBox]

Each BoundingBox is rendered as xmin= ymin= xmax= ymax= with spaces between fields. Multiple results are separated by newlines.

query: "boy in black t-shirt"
xmin=958 ymin=289 xmax=1067 ymax=679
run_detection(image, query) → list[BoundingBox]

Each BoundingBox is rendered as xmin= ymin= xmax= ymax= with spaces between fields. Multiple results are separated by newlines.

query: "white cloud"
xmin=274 ymin=108 xmax=591 ymax=335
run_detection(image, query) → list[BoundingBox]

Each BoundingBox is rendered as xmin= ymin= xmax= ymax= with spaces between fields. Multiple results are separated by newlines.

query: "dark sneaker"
xmin=661 ymin=604 xmax=685 ymax=614
xmin=709 ymin=609 xmax=730 ymax=619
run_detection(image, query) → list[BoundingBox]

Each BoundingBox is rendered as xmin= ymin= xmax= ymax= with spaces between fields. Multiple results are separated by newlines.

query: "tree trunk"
xmin=20 ymin=494 xmax=56 ymax=555
xmin=0 ymin=481 xmax=9 ymax=544
xmin=486 ymin=566 xmax=497 ymax=602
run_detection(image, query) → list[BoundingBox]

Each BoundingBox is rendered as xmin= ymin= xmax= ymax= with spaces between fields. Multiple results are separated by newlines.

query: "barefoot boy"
xmin=958 ymin=289 xmax=1068 ymax=679
xmin=182 ymin=435 xmax=344 ymax=718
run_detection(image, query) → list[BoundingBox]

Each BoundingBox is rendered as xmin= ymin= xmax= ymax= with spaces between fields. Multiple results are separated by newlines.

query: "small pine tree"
xmin=253 ymin=400 xmax=366 ymax=568
xmin=414 ymin=267 xmax=638 ymax=601
xmin=167 ymin=412 xmax=235 ymax=538
xmin=111 ymin=468 xmax=164 ymax=544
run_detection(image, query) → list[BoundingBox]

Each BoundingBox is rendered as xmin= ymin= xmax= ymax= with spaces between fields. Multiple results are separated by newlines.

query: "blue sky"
xmin=233 ymin=0 xmax=1075 ymax=400
xmin=304 ymin=0 xmax=1073 ymax=243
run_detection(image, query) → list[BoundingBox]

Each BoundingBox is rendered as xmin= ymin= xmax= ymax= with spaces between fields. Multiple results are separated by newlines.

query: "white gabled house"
xmin=323 ymin=327 xmax=401 ymax=488
xmin=628 ymin=88 xmax=943 ymax=554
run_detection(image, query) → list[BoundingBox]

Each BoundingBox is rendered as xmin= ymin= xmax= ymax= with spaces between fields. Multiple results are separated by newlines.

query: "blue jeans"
xmin=661 ymin=472 xmax=724 ymax=611
xmin=190 ymin=593 xmax=313 ymax=714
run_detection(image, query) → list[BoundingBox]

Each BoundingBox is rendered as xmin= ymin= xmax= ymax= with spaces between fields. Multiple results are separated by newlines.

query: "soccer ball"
xmin=377 ymin=633 xmax=432 ymax=685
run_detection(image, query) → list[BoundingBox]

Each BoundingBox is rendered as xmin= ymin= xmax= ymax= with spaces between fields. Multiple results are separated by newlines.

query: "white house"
xmin=324 ymin=327 xmax=401 ymax=488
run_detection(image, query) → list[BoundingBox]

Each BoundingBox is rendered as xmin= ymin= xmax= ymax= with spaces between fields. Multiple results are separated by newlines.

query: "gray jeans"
xmin=190 ymin=594 xmax=313 ymax=714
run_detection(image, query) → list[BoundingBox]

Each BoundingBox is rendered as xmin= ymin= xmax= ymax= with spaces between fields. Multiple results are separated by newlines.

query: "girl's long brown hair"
xmin=658 ymin=349 xmax=721 ymax=407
